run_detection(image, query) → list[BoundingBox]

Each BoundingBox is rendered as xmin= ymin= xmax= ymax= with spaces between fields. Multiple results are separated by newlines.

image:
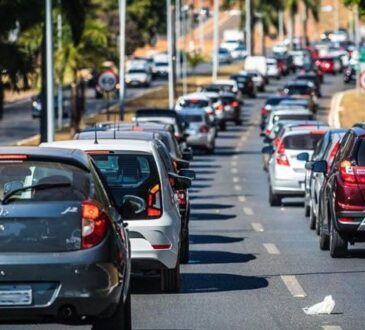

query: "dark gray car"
xmin=0 ymin=147 xmax=132 ymax=330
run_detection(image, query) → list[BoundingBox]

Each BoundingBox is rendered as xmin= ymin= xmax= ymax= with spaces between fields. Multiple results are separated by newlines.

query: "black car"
xmin=230 ymin=74 xmax=256 ymax=98
xmin=295 ymin=72 xmax=322 ymax=97
xmin=0 ymin=147 xmax=132 ymax=329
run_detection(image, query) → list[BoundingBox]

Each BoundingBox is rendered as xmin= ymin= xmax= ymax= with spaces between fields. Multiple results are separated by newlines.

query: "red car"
xmin=315 ymin=57 xmax=340 ymax=75
xmin=314 ymin=125 xmax=365 ymax=257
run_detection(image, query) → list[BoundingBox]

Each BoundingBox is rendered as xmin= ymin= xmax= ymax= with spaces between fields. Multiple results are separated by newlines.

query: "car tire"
xmin=249 ymin=93 xmax=256 ymax=99
xmin=235 ymin=119 xmax=242 ymax=126
xmin=309 ymin=204 xmax=316 ymax=230
xmin=329 ymin=222 xmax=348 ymax=258
xmin=161 ymin=262 xmax=181 ymax=293
xmin=269 ymin=185 xmax=281 ymax=206
xmin=319 ymin=229 xmax=330 ymax=251
xmin=180 ymin=229 xmax=190 ymax=264
xmin=219 ymin=122 xmax=226 ymax=131
xmin=304 ymin=200 xmax=310 ymax=217
xmin=92 ymin=290 xmax=131 ymax=330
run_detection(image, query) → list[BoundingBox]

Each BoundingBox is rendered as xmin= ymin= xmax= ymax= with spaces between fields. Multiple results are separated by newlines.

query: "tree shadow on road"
xmin=191 ymin=203 xmax=234 ymax=210
xmin=188 ymin=250 xmax=255 ymax=264
xmin=190 ymin=234 xmax=244 ymax=245
xmin=189 ymin=212 xmax=236 ymax=221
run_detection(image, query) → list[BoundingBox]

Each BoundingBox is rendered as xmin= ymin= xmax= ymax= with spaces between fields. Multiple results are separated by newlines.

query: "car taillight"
xmin=147 ymin=184 xmax=162 ymax=218
xmin=265 ymin=128 xmax=271 ymax=136
xmin=273 ymin=138 xmax=282 ymax=148
xmin=200 ymin=125 xmax=209 ymax=133
xmin=231 ymin=101 xmax=239 ymax=107
xmin=81 ymin=200 xmax=108 ymax=249
xmin=177 ymin=189 xmax=187 ymax=206
xmin=339 ymin=160 xmax=356 ymax=183
xmin=152 ymin=244 xmax=171 ymax=250
xmin=261 ymin=107 xmax=268 ymax=116
xmin=338 ymin=217 xmax=353 ymax=223
xmin=216 ymin=104 xmax=224 ymax=112
xmin=276 ymin=142 xmax=290 ymax=166
xmin=0 ymin=154 xmax=28 ymax=160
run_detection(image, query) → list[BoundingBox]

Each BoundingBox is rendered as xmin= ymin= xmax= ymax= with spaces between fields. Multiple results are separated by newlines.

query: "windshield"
xmin=92 ymin=153 xmax=161 ymax=220
xmin=0 ymin=161 xmax=90 ymax=203
xmin=283 ymin=133 xmax=324 ymax=150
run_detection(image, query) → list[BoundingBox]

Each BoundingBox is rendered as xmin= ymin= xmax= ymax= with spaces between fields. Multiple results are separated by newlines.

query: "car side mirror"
xmin=297 ymin=152 xmax=309 ymax=162
xmin=122 ymin=195 xmax=146 ymax=214
xmin=179 ymin=169 xmax=196 ymax=180
xmin=262 ymin=145 xmax=274 ymax=155
xmin=168 ymin=172 xmax=192 ymax=189
xmin=312 ymin=160 xmax=327 ymax=173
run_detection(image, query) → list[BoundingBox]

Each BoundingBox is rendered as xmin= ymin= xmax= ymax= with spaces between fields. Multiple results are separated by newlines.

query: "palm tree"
xmin=302 ymin=0 xmax=319 ymax=46
xmin=286 ymin=0 xmax=299 ymax=50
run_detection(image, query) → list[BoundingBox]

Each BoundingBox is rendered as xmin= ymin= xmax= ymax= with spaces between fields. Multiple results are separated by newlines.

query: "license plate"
xmin=0 ymin=285 xmax=32 ymax=306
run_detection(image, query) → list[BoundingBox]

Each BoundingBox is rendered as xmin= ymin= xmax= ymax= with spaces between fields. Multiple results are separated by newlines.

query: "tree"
xmin=302 ymin=0 xmax=319 ymax=46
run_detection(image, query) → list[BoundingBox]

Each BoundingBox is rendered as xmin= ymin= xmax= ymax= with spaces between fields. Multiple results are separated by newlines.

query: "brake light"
xmin=339 ymin=160 xmax=356 ymax=183
xmin=177 ymin=189 xmax=187 ymax=206
xmin=265 ymin=128 xmax=271 ymax=136
xmin=231 ymin=101 xmax=239 ymax=107
xmin=152 ymin=244 xmax=171 ymax=250
xmin=199 ymin=125 xmax=209 ymax=133
xmin=147 ymin=184 xmax=161 ymax=218
xmin=0 ymin=154 xmax=28 ymax=160
xmin=261 ymin=107 xmax=268 ymax=116
xmin=273 ymin=138 xmax=282 ymax=148
xmin=86 ymin=150 xmax=111 ymax=155
xmin=216 ymin=104 xmax=224 ymax=112
xmin=132 ymin=127 xmax=144 ymax=131
xmin=310 ymin=130 xmax=326 ymax=135
xmin=276 ymin=142 xmax=290 ymax=166
xmin=81 ymin=200 xmax=108 ymax=249
xmin=338 ymin=217 xmax=353 ymax=223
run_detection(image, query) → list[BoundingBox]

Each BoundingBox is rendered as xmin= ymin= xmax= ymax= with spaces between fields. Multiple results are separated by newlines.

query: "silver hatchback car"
xmin=268 ymin=128 xmax=327 ymax=206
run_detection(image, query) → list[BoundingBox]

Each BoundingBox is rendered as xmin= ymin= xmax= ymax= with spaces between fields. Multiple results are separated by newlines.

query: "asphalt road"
xmin=2 ymin=74 xmax=363 ymax=330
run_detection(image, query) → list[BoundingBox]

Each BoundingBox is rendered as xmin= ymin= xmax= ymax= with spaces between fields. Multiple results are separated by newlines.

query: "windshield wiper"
xmin=2 ymin=182 xmax=71 ymax=205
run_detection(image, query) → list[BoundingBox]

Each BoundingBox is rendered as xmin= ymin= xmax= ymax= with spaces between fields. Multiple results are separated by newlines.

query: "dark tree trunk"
xmin=70 ymin=74 xmax=86 ymax=136
xmin=40 ymin=26 xmax=48 ymax=143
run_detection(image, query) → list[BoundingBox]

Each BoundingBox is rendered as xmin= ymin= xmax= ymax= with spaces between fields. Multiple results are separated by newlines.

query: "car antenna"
xmin=94 ymin=124 xmax=98 ymax=144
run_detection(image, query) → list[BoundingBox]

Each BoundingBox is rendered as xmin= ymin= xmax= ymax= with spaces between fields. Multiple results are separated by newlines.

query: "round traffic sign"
xmin=360 ymin=71 xmax=365 ymax=89
xmin=97 ymin=70 xmax=117 ymax=92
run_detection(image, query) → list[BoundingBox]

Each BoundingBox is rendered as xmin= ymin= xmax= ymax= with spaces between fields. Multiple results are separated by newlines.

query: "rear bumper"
xmin=335 ymin=211 xmax=365 ymax=239
xmin=271 ymin=177 xmax=305 ymax=196
xmin=186 ymin=135 xmax=211 ymax=148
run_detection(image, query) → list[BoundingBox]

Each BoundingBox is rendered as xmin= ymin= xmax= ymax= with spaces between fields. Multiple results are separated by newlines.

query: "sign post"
xmin=97 ymin=70 xmax=117 ymax=121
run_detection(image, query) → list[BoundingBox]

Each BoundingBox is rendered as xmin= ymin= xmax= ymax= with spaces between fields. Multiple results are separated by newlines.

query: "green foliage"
xmin=186 ymin=51 xmax=205 ymax=70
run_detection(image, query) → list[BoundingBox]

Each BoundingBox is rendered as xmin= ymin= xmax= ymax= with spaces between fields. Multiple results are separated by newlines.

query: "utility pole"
xmin=57 ymin=2 xmax=63 ymax=130
xmin=212 ymin=0 xmax=219 ymax=81
xmin=182 ymin=1 xmax=188 ymax=95
xmin=278 ymin=10 xmax=284 ymax=42
xmin=118 ymin=0 xmax=126 ymax=120
xmin=176 ymin=0 xmax=181 ymax=80
xmin=46 ymin=0 xmax=54 ymax=142
xmin=245 ymin=0 xmax=252 ymax=56
xmin=167 ymin=0 xmax=175 ymax=108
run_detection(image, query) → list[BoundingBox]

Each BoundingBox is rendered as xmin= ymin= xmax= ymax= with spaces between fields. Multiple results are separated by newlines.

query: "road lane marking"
xmin=280 ymin=275 xmax=307 ymax=298
xmin=322 ymin=327 xmax=342 ymax=330
xmin=235 ymin=147 xmax=240 ymax=152
xmin=251 ymin=223 xmax=264 ymax=232
xmin=231 ymin=168 xmax=238 ymax=174
xmin=238 ymin=196 xmax=246 ymax=203
xmin=243 ymin=207 xmax=254 ymax=215
xmin=232 ymin=155 xmax=238 ymax=160
xmin=234 ymin=185 xmax=242 ymax=191
xmin=233 ymin=177 xmax=240 ymax=183
xmin=263 ymin=243 xmax=280 ymax=255
xmin=231 ymin=160 xmax=237 ymax=166
xmin=241 ymin=136 xmax=247 ymax=141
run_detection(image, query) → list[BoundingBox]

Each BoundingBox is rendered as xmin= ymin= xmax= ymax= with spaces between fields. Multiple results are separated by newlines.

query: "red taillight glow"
xmin=339 ymin=160 xmax=356 ymax=184
xmin=276 ymin=142 xmax=290 ymax=166
xmin=152 ymin=244 xmax=171 ymax=250
xmin=81 ymin=200 xmax=108 ymax=249
xmin=265 ymin=128 xmax=271 ymax=136
xmin=147 ymin=184 xmax=161 ymax=218
xmin=261 ymin=107 xmax=268 ymax=116
xmin=338 ymin=217 xmax=353 ymax=223
xmin=231 ymin=101 xmax=239 ymax=107
xmin=177 ymin=190 xmax=187 ymax=206
xmin=199 ymin=125 xmax=209 ymax=133
xmin=310 ymin=130 xmax=326 ymax=135
xmin=0 ymin=154 xmax=28 ymax=160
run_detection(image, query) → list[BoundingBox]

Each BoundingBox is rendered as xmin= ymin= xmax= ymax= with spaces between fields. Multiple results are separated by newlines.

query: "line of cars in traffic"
xmin=261 ymin=40 xmax=365 ymax=259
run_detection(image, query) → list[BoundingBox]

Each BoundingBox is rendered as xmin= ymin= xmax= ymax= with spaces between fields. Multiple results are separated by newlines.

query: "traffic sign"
xmin=97 ymin=70 xmax=117 ymax=92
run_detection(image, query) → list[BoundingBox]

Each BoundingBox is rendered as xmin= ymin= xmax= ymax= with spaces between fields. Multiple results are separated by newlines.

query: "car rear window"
xmin=179 ymin=99 xmax=209 ymax=108
xmin=232 ymin=76 xmax=248 ymax=83
xmin=180 ymin=114 xmax=203 ymax=122
xmin=92 ymin=153 xmax=161 ymax=220
xmin=273 ymin=114 xmax=313 ymax=123
xmin=221 ymin=96 xmax=235 ymax=104
xmin=285 ymin=85 xmax=312 ymax=95
xmin=266 ymin=97 xmax=289 ymax=106
xmin=283 ymin=133 xmax=324 ymax=150
xmin=0 ymin=161 xmax=90 ymax=202
xmin=213 ymin=84 xmax=234 ymax=92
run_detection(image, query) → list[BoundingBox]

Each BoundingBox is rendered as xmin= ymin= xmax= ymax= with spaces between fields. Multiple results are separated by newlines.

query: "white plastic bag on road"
xmin=303 ymin=295 xmax=335 ymax=315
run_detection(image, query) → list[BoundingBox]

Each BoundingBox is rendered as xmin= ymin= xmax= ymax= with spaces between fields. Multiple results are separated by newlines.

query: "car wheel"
xmin=269 ymin=185 xmax=281 ymax=206
xmin=304 ymin=200 xmax=310 ymax=217
xmin=92 ymin=290 xmax=131 ymax=330
xmin=235 ymin=119 xmax=242 ymax=126
xmin=219 ymin=122 xmax=226 ymax=131
xmin=319 ymin=229 xmax=330 ymax=251
xmin=329 ymin=222 xmax=348 ymax=258
xmin=161 ymin=262 xmax=181 ymax=293
xmin=309 ymin=204 xmax=316 ymax=230
xmin=206 ymin=144 xmax=215 ymax=155
xmin=180 ymin=228 xmax=190 ymax=264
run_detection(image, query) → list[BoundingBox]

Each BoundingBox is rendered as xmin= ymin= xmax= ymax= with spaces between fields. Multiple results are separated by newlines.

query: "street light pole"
xmin=212 ymin=0 xmax=219 ymax=81
xmin=118 ymin=0 xmax=126 ymax=120
xmin=176 ymin=0 xmax=181 ymax=80
xmin=245 ymin=0 xmax=252 ymax=56
xmin=167 ymin=0 xmax=175 ymax=108
xmin=46 ymin=0 xmax=54 ymax=142
xmin=57 ymin=3 xmax=63 ymax=130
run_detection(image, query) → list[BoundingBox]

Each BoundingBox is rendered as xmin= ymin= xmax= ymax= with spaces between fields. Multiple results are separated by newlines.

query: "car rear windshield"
xmin=283 ymin=133 xmax=324 ymax=150
xmin=128 ymin=69 xmax=147 ymax=74
xmin=213 ymin=84 xmax=234 ymax=92
xmin=155 ymin=62 xmax=168 ymax=67
xmin=180 ymin=114 xmax=203 ymax=123
xmin=273 ymin=114 xmax=313 ymax=123
xmin=0 ymin=161 xmax=90 ymax=203
xmin=221 ymin=96 xmax=235 ymax=104
xmin=266 ymin=97 xmax=289 ymax=106
xmin=232 ymin=76 xmax=249 ymax=83
xmin=92 ymin=153 xmax=161 ymax=220
xmin=285 ymin=85 xmax=312 ymax=95
xmin=180 ymin=99 xmax=209 ymax=108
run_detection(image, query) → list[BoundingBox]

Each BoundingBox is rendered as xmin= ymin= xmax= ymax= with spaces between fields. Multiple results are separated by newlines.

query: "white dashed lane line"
xmin=322 ymin=326 xmax=342 ymax=330
xmin=263 ymin=243 xmax=280 ymax=255
xmin=233 ymin=177 xmax=240 ymax=183
xmin=238 ymin=196 xmax=246 ymax=203
xmin=231 ymin=168 xmax=238 ymax=174
xmin=251 ymin=223 xmax=264 ymax=232
xmin=243 ymin=207 xmax=254 ymax=216
xmin=234 ymin=185 xmax=242 ymax=191
xmin=280 ymin=275 xmax=307 ymax=298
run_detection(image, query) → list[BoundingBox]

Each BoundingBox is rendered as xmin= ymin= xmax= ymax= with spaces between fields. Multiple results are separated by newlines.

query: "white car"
xmin=230 ymin=45 xmax=247 ymax=60
xmin=175 ymin=93 xmax=215 ymax=123
xmin=218 ymin=48 xmax=232 ymax=64
xmin=220 ymin=40 xmax=243 ymax=52
xmin=267 ymin=58 xmax=280 ymax=80
xmin=244 ymin=56 xmax=268 ymax=80
xmin=211 ymin=79 xmax=239 ymax=94
xmin=125 ymin=68 xmax=151 ymax=87
xmin=41 ymin=139 xmax=187 ymax=292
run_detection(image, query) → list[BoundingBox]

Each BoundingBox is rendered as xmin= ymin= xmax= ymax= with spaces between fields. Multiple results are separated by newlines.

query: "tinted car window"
xmin=179 ymin=99 xmax=209 ymax=108
xmin=266 ymin=97 xmax=290 ymax=106
xmin=273 ymin=114 xmax=313 ymax=123
xmin=285 ymin=85 xmax=312 ymax=95
xmin=92 ymin=153 xmax=161 ymax=220
xmin=0 ymin=161 xmax=90 ymax=202
xmin=283 ymin=133 xmax=324 ymax=150
xmin=181 ymin=114 xmax=203 ymax=122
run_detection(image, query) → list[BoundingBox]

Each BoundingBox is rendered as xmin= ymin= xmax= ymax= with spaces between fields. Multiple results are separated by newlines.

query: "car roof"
xmin=285 ymin=80 xmax=312 ymax=87
xmin=0 ymin=146 xmax=91 ymax=171
xmin=76 ymin=130 xmax=159 ymax=141
xmin=179 ymin=93 xmax=210 ymax=101
xmin=200 ymin=91 xmax=220 ymax=98
xmin=273 ymin=109 xmax=312 ymax=115
xmin=41 ymin=139 xmax=155 ymax=153
xmin=280 ymin=99 xmax=309 ymax=105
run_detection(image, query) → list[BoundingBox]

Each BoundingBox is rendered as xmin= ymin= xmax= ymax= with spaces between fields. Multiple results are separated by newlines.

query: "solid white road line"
xmin=322 ymin=326 xmax=343 ymax=330
xmin=263 ymin=243 xmax=280 ymax=255
xmin=238 ymin=196 xmax=246 ymax=203
xmin=234 ymin=185 xmax=242 ymax=191
xmin=243 ymin=207 xmax=254 ymax=215
xmin=280 ymin=275 xmax=307 ymax=298
xmin=251 ymin=223 xmax=264 ymax=232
